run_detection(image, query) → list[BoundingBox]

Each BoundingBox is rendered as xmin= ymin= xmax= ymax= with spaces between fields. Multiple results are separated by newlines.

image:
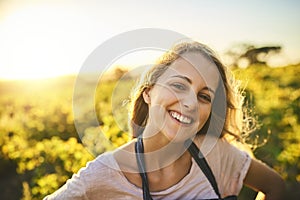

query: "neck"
xmin=140 ymin=130 xmax=190 ymax=172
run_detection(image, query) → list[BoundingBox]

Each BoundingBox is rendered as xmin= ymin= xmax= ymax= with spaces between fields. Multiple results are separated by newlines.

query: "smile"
xmin=169 ymin=111 xmax=192 ymax=124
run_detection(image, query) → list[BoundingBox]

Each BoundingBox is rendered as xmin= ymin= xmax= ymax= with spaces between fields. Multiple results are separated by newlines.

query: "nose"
xmin=182 ymin=90 xmax=198 ymax=111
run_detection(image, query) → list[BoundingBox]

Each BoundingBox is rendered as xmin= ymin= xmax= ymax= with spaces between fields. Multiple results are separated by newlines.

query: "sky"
xmin=0 ymin=0 xmax=299 ymax=80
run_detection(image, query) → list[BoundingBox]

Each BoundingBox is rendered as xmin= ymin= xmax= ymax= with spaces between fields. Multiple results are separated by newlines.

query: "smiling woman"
xmin=44 ymin=41 xmax=286 ymax=200
xmin=140 ymin=53 xmax=219 ymax=143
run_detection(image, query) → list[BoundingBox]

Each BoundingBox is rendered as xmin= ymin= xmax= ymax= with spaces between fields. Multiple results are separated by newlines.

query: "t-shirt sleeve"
xmin=43 ymin=153 xmax=110 ymax=200
xmin=209 ymin=139 xmax=252 ymax=197
xmin=43 ymin=170 xmax=89 ymax=200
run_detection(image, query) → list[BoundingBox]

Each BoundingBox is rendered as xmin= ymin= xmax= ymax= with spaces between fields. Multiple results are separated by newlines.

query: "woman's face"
xmin=143 ymin=52 xmax=220 ymax=142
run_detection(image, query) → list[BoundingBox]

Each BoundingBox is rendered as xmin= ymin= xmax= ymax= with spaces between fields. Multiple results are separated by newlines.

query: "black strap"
xmin=135 ymin=138 xmax=226 ymax=200
xmin=135 ymin=137 xmax=153 ymax=200
xmin=184 ymin=139 xmax=222 ymax=199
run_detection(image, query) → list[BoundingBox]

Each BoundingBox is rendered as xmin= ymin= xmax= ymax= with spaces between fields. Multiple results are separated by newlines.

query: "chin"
xmin=164 ymin=128 xmax=196 ymax=144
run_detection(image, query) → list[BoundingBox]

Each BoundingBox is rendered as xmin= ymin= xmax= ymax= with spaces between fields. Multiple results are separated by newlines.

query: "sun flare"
xmin=1 ymin=3 xmax=78 ymax=80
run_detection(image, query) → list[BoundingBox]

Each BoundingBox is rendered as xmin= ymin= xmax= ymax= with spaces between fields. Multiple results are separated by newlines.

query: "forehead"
xmin=159 ymin=52 xmax=220 ymax=90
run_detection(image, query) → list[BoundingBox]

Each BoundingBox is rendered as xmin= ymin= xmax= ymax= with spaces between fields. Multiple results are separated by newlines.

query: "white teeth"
xmin=170 ymin=111 xmax=192 ymax=124
xmin=179 ymin=116 xmax=184 ymax=122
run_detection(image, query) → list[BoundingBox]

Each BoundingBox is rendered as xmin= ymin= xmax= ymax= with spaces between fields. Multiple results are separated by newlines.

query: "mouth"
xmin=169 ymin=110 xmax=193 ymax=125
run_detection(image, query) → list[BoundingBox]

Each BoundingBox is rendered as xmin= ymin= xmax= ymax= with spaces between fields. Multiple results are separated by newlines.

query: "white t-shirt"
xmin=44 ymin=137 xmax=251 ymax=199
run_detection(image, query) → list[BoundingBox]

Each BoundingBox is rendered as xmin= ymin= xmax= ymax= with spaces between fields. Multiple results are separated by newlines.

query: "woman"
xmin=44 ymin=42 xmax=285 ymax=199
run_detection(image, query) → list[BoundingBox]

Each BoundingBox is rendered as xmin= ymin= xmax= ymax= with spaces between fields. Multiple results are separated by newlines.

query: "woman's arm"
xmin=243 ymin=159 xmax=286 ymax=200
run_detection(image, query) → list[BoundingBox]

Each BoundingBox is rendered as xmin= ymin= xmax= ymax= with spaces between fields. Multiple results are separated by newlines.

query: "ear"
xmin=142 ymin=88 xmax=151 ymax=104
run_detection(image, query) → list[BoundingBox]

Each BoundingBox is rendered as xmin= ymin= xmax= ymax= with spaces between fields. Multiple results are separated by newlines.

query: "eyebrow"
xmin=172 ymin=75 xmax=215 ymax=94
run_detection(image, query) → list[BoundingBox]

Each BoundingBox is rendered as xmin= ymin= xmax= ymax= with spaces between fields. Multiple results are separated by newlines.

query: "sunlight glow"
xmin=110 ymin=50 xmax=165 ymax=71
xmin=1 ymin=0 xmax=299 ymax=80
xmin=1 ymin=3 xmax=81 ymax=80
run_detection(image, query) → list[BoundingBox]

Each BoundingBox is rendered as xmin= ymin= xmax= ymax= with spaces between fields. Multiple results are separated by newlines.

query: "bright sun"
xmin=0 ymin=3 xmax=79 ymax=80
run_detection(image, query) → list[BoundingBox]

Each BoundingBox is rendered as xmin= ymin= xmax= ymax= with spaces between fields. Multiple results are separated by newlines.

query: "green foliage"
xmin=0 ymin=76 xmax=134 ymax=199
xmin=0 ymin=64 xmax=299 ymax=199
xmin=0 ymin=78 xmax=94 ymax=199
xmin=93 ymin=77 xmax=135 ymax=148
xmin=234 ymin=64 xmax=300 ymax=198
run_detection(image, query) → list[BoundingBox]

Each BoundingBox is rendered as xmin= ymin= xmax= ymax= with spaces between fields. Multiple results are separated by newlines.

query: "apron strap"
xmin=185 ymin=139 xmax=222 ymax=199
xmin=135 ymin=137 xmax=153 ymax=200
xmin=135 ymin=138 xmax=223 ymax=200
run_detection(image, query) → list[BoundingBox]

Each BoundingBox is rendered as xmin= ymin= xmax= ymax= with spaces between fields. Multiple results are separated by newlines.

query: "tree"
xmin=240 ymin=46 xmax=281 ymax=65
xmin=225 ymin=43 xmax=282 ymax=68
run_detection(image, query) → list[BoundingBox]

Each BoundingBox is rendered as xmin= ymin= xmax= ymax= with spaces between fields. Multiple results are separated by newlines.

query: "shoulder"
xmin=85 ymin=140 xmax=138 ymax=175
xmin=195 ymin=135 xmax=251 ymax=160
xmin=205 ymin=136 xmax=252 ymax=175
xmin=194 ymin=135 xmax=252 ymax=174
xmin=195 ymin=135 xmax=250 ymax=157
xmin=77 ymin=151 xmax=132 ymax=197
xmin=112 ymin=140 xmax=139 ymax=173
xmin=194 ymin=135 xmax=252 ymax=196
xmin=43 ymin=152 xmax=119 ymax=200
xmin=71 ymin=152 xmax=119 ymax=187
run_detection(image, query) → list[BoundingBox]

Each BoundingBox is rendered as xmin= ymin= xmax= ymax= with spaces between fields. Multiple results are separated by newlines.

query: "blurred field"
xmin=0 ymin=65 xmax=299 ymax=199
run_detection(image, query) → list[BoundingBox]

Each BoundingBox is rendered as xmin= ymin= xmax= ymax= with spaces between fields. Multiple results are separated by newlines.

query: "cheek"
xmin=148 ymin=104 xmax=168 ymax=132
xmin=197 ymin=105 xmax=211 ymax=128
xmin=150 ymin=86 xmax=178 ymax=106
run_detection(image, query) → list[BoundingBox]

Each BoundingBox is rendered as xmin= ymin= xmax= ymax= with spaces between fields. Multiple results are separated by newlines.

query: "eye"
xmin=198 ymin=93 xmax=211 ymax=103
xmin=171 ymin=82 xmax=186 ymax=91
